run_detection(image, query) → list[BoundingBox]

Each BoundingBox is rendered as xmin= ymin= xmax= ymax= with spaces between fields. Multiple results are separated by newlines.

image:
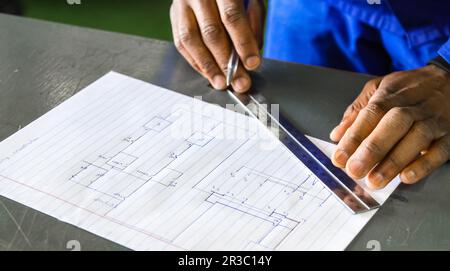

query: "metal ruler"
xmin=227 ymin=90 xmax=380 ymax=214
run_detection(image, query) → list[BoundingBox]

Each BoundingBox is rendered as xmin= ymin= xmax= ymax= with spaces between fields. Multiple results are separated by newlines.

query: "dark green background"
xmin=21 ymin=0 xmax=174 ymax=40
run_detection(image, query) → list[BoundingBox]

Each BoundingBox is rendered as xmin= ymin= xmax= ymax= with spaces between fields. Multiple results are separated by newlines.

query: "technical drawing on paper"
xmin=68 ymin=108 xmax=218 ymax=214
xmin=66 ymin=103 xmax=333 ymax=250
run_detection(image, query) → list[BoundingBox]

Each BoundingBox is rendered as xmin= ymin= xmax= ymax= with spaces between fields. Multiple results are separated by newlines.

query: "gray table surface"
xmin=0 ymin=14 xmax=448 ymax=251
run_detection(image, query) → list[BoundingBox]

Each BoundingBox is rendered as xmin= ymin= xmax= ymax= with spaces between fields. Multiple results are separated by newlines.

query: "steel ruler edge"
xmin=227 ymin=90 xmax=381 ymax=214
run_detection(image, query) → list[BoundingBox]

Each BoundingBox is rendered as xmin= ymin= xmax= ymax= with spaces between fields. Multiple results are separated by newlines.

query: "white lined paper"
xmin=0 ymin=71 xmax=400 ymax=250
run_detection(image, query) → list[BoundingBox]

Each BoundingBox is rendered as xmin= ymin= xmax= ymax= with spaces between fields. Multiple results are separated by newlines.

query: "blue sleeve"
xmin=438 ymin=38 xmax=450 ymax=64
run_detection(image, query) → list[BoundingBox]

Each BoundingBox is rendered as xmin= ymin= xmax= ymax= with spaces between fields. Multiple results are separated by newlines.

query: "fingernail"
xmin=246 ymin=56 xmax=260 ymax=70
xmin=233 ymin=77 xmax=249 ymax=92
xmin=347 ymin=159 xmax=365 ymax=178
xmin=333 ymin=149 xmax=349 ymax=166
xmin=370 ymin=172 xmax=384 ymax=186
xmin=330 ymin=127 xmax=339 ymax=141
xmin=212 ymin=75 xmax=226 ymax=90
xmin=403 ymin=170 xmax=416 ymax=183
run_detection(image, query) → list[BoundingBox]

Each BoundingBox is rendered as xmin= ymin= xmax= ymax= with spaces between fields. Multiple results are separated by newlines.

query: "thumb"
xmin=330 ymin=77 xmax=382 ymax=142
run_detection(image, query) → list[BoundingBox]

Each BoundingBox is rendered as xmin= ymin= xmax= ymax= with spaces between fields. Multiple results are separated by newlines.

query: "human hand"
xmin=330 ymin=65 xmax=450 ymax=189
xmin=170 ymin=0 xmax=265 ymax=92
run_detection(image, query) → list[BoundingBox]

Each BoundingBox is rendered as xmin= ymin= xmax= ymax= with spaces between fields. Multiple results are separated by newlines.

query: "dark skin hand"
xmin=170 ymin=0 xmax=265 ymax=92
xmin=170 ymin=1 xmax=450 ymax=189
xmin=330 ymin=65 xmax=450 ymax=189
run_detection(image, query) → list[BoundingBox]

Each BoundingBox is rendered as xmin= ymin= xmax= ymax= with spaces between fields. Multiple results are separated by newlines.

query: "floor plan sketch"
xmin=67 ymin=107 xmax=245 ymax=215
xmin=0 ymin=72 xmax=400 ymax=251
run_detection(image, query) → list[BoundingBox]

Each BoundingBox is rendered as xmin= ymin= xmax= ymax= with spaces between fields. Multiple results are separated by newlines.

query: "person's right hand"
xmin=170 ymin=0 xmax=265 ymax=92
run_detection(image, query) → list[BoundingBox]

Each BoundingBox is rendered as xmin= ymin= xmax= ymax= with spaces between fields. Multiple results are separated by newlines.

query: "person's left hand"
xmin=330 ymin=64 xmax=450 ymax=189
